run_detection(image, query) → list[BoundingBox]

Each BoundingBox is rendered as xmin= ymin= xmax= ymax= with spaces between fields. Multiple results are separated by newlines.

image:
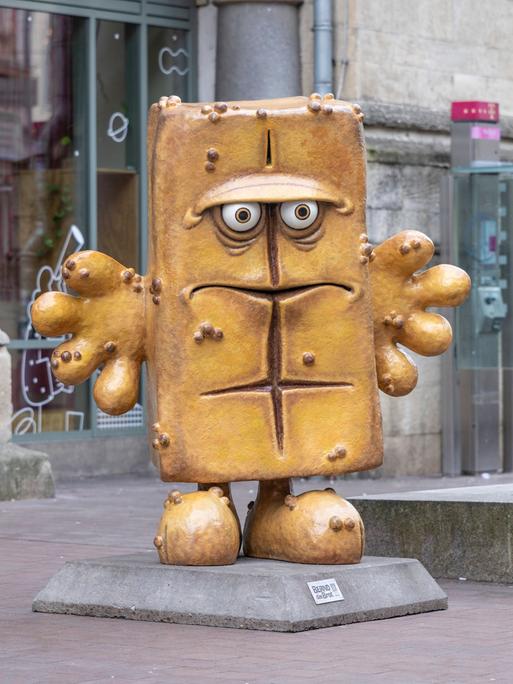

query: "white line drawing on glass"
xmin=65 ymin=411 xmax=85 ymax=432
xmin=12 ymin=225 xmax=86 ymax=435
xmin=107 ymin=112 xmax=129 ymax=143
xmin=11 ymin=407 xmax=36 ymax=435
xmin=158 ymin=47 xmax=190 ymax=76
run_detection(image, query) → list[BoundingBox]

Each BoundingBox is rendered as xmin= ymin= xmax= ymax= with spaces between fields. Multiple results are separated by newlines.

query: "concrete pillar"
xmin=198 ymin=2 xmax=217 ymax=102
xmin=214 ymin=0 xmax=302 ymax=101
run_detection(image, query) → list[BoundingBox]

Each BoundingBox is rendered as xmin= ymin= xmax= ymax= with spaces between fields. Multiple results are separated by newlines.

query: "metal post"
xmin=0 ymin=330 xmax=12 ymax=444
xmin=440 ymin=173 xmax=462 ymax=475
xmin=86 ymin=16 xmax=98 ymax=434
xmin=137 ymin=21 xmax=148 ymax=273
xmin=313 ymin=0 xmax=333 ymax=95
xmin=86 ymin=16 xmax=97 ymax=251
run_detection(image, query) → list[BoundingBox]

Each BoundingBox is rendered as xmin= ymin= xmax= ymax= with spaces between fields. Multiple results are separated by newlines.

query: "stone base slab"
xmin=0 ymin=442 xmax=55 ymax=501
xmin=350 ymin=484 xmax=513 ymax=583
xmin=33 ymin=553 xmax=447 ymax=632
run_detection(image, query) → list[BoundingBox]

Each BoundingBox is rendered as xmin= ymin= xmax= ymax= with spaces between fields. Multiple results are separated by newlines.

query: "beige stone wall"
xmin=298 ymin=0 xmax=513 ymax=475
xmin=328 ymin=0 xmax=513 ymax=114
xmin=366 ymin=161 xmax=446 ymax=476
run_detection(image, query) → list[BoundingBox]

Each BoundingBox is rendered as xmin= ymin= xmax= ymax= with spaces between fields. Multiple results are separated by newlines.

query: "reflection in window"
xmin=0 ymin=9 xmax=88 ymax=433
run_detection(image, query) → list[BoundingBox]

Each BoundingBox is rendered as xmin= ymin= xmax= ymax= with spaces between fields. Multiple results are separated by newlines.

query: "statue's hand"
xmin=369 ymin=230 xmax=470 ymax=396
xmin=31 ymin=251 xmax=146 ymax=414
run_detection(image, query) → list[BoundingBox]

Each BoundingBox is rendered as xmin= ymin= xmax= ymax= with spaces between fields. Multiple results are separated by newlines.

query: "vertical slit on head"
xmin=265 ymin=129 xmax=272 ymax=167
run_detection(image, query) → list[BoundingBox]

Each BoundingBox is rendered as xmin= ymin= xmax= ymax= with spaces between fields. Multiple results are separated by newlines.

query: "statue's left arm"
xmin=31 ymin=251 xmax=146 ymax=414
xmin=369 ymin=230 xmax=471 ymax=396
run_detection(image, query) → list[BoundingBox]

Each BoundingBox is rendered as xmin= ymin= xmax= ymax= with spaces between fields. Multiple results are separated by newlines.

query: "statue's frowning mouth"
xmin=187 ymin=281 xmax=357 ymax=300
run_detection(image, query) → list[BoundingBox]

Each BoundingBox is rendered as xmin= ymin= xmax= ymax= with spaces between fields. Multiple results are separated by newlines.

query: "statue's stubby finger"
xmin=61 ymin=250 xmax=133 ymax=296
xmin=372 ymin=230 xmax=434 ymax=276
xmin=31 ymin=291 xmax=82 ymax=337
xmin=412 ymin=264 xmax=471 ymax=308
xmin=400 ymin=311 xmax=452 ymax=357
xmin=375 ymin=344 xmax=418 ymax=397
xmin=93 ymin=357 xmax=140 ymax=415
xmin=49 ymin=339 xmax=104 ymax=385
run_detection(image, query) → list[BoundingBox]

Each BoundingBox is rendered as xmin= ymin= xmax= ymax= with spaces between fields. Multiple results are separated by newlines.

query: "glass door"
xmin=452 ymin=170 xmax=513 ymax=472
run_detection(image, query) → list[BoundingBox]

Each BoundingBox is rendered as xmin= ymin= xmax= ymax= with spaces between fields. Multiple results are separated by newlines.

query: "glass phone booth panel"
xmin=451 ymin=169 xmax=513 ymax=472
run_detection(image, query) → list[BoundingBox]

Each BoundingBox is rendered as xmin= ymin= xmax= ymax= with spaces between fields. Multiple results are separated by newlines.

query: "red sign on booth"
xmin=451 ymin=101 xmax=499 ymax=123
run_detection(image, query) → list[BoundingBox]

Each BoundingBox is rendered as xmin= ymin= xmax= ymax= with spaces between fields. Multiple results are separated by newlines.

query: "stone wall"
xmin=297 ymin=0 xmax=513 ymax=474
xmin=366 ymin=154 xmax=447 ymax=476
xmin=324 ymin=0 xmax=513 ymax=115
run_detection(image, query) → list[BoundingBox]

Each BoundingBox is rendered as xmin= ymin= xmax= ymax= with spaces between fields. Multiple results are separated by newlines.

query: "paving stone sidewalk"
xmin=1 ymin=474 xmax=513 ymax=684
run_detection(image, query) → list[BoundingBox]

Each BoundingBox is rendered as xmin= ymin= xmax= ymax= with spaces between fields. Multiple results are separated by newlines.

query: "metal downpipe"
xmin=313 ymin=0 xmax=333 ymax=95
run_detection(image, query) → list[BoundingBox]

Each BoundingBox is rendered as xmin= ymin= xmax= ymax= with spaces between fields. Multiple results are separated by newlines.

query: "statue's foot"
xmin=154 ymin=486 xmax=240 ymax=565
xmin=243 ymin=479 xmax=364 ymax=565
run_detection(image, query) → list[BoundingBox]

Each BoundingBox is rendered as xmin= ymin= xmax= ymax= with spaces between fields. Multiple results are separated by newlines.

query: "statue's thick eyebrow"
xmin=181 ymin=173 xmax=344 ymax=230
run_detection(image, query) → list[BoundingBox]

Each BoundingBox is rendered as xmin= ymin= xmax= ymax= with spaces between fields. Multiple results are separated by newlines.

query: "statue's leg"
xmin=197 ymin=482 xmax=241 ymax=535
xmin=154 ymin=483 xmax=241 ymax=566
xmin=243 ymin=479 xmax=364 ymax=565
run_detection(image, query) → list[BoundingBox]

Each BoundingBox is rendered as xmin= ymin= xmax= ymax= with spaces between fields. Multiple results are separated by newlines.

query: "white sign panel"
xmin=307 ymin=578 xmax=344 ymax=605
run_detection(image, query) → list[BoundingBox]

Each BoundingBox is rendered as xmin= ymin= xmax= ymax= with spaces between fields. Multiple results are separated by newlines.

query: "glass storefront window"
xmin=0 ymin=2 xmax=195 ymax=440
xmin=0 ymin=8 xmax=88 ymax=434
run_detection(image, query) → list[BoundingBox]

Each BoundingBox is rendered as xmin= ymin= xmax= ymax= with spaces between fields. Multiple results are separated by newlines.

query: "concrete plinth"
xmin=33 ymin=554 xmax=446 ymax=632
xmin=0 ymin=442 xmax=55 ymax=501
xmin=351 ymin=484 xmax=513 ymax=583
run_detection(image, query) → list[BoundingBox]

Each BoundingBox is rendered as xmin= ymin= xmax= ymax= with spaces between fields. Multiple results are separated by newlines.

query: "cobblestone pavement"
xmin=1 ymin=474 xmax=513 ymax=684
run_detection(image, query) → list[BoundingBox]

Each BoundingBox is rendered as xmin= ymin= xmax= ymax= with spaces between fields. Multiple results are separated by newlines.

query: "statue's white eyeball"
xmin=221 ymin=203 xmax=262 ymax=232
xmin=279 ymin=201 xmax=319 ymax=230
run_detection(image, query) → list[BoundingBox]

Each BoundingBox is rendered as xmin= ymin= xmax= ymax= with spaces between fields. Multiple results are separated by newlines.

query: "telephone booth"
xmin=442 ymin=101 xmax=513 ymax=474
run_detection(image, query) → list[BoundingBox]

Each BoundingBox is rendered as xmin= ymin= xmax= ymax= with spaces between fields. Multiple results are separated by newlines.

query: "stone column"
xmin=0 ymin=330 xmax=55 ymax=500
xmin=214 ymin=0 xmax=302 ymax=101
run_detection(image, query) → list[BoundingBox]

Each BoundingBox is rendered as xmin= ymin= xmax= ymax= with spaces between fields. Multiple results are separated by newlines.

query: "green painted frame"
xmin=3 ymin=0 xmax=197 ymax=441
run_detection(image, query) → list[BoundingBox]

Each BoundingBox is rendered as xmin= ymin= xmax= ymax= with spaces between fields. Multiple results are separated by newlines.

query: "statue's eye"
xmin=221 ymin=203 xmax=262 ymax=232
xmin=280 ymin=201 xmax=319 ymax=230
